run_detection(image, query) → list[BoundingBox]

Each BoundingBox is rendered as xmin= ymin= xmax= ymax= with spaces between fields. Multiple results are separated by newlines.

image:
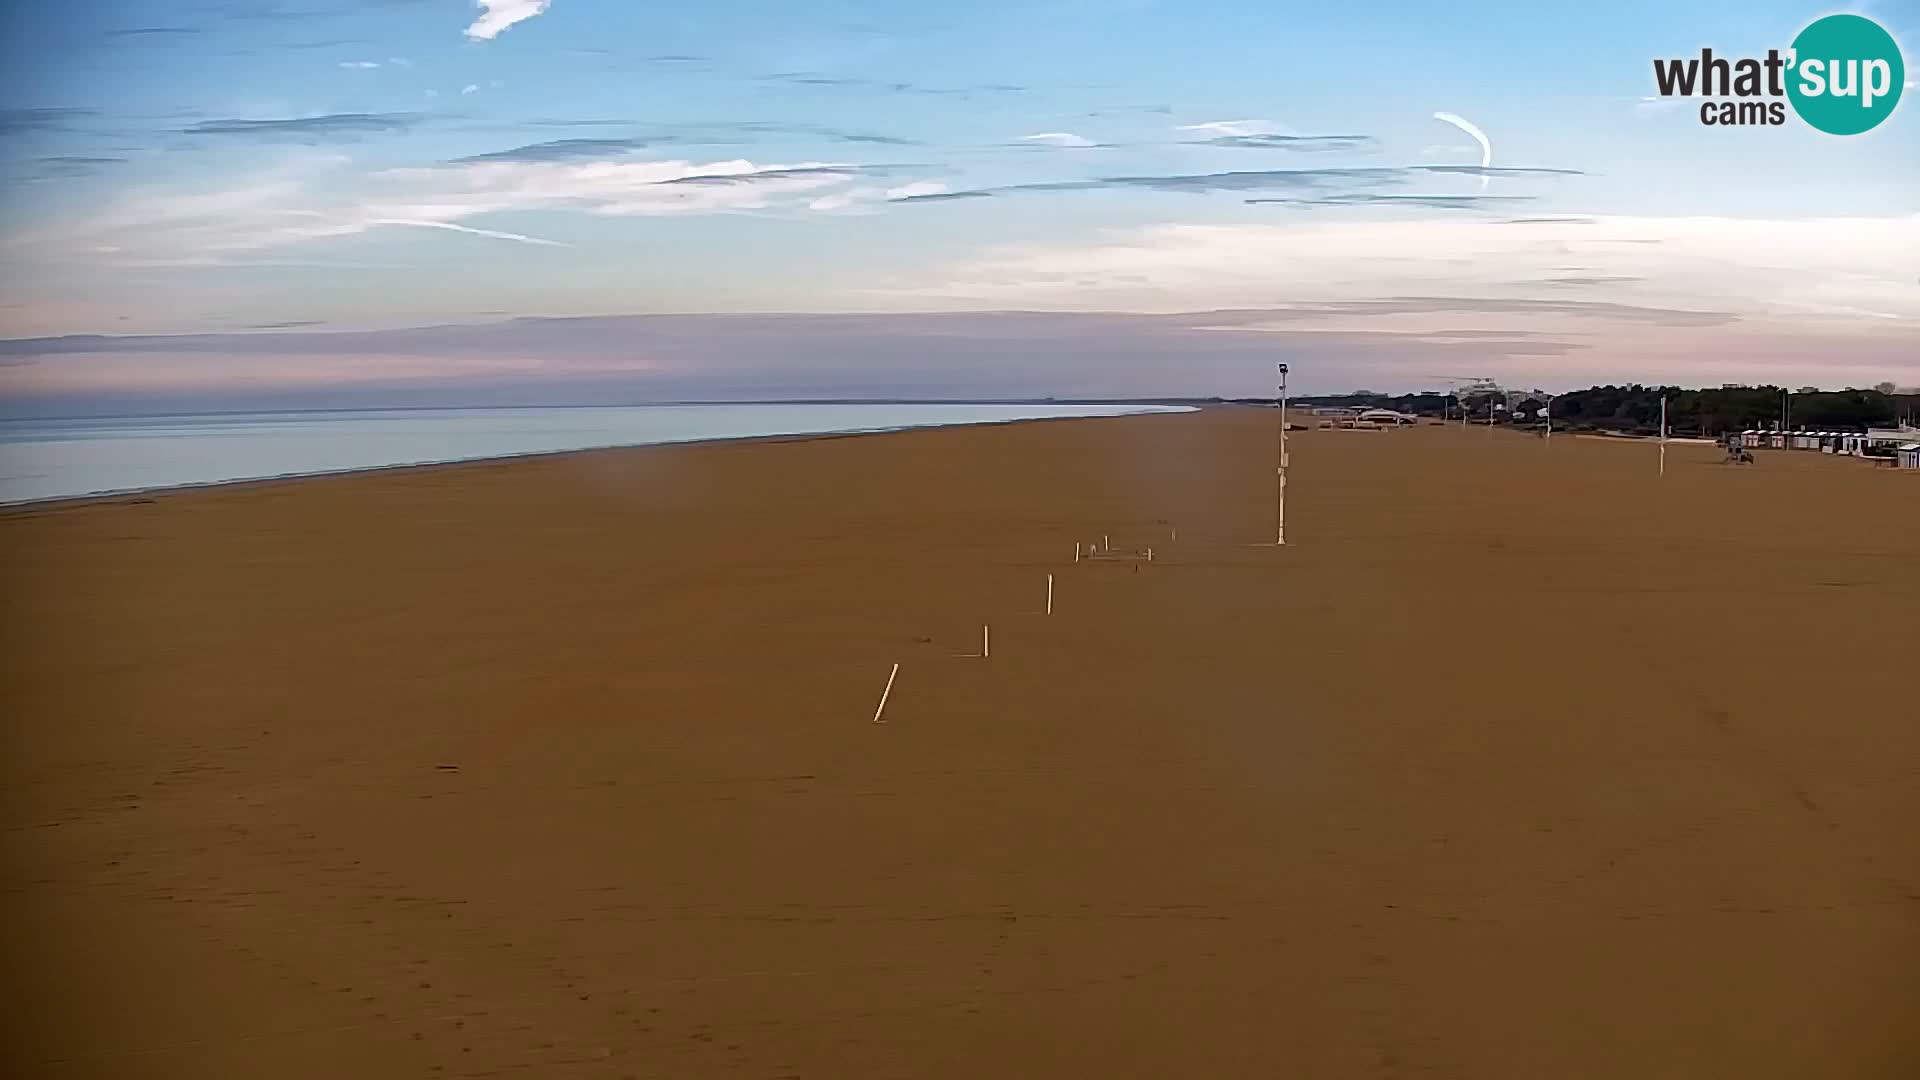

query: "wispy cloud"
xmin=1174 ymin=120 xmax=1275 ymax=138
xmin=1538 ymin=275 xmax=1645 ymax=287
xmin=20 ymin=156 xmax=131 ymax=181
xmin=1249 ymin=193 xmax=1534 ymax=211
xmin=1201 ymin=134 xmax=1373 ymax=151
xmin=462 ymin=122 xmax=918 ymax=153
xmin=878 ymin=215 xmax=1920 ymax=337
xmin=103 ymin=27 xmax=203 ymax=39
xmin=757 ymin=72 xmax=1027 ymax=97
xmin=1019 ymin=132 xmax=1099 ymax=148
xmin=339 ymin=60 xmax=382 ymax=69
xmin=0 ymin=108 xmax=98 ymax=135
xmin=453 ymin=137 xmax=655 ymax=163
xmin=181 ymin=113 xmax=424 ymax=140
xmin=461 ymin=84 xmax=480 ymax=95
xmin=371 ymin=219 xmax=567 ymax=247
xmin=907 ymin=167 xmax=1415 ymax=202
xmin=902 ymin=163 xmax=1578 ymax=203
xmin=465 ymin=0 xmax=551 ymax=41
xmin=1413 ymin=165 xmax=1581 ymax=178
xmin=17 ymin=155 xmax=933 ymax=267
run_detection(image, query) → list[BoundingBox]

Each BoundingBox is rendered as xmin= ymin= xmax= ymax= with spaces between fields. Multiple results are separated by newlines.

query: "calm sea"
xmin=0 ymin=403 xmax=1192 ymax=505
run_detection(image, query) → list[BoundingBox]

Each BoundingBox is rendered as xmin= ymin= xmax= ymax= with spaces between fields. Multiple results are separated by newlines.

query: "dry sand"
xmin=4 ymin=409 xmax=1918 ymax=1078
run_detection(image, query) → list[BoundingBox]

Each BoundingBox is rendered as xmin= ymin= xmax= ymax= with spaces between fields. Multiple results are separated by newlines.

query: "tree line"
xmin=1289 ymin=384 xmax=1920 ymax=437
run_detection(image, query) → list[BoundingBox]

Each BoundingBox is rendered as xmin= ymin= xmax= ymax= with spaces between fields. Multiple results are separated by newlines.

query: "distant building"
xmin=1354 ymin=408 xmax=1415 ymax=427
xmin=1899 ymin=444 xmax=1920 ymax=470
xmin=1866 ymin=425 xmax=1920 ymax=451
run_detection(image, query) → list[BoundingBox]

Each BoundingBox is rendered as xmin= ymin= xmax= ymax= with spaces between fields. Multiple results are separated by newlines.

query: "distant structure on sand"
xmin=1737 ymin=424 xmax=1920 ymax=468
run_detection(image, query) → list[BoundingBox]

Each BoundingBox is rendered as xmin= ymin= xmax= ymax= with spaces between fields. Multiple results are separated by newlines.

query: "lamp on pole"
xmin=1275 ymin=362 xmax=1289 ymax=546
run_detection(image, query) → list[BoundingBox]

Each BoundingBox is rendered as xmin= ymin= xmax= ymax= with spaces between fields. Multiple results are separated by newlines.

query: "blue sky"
xmin=0 ymin=0 xmax=1915 ymax=410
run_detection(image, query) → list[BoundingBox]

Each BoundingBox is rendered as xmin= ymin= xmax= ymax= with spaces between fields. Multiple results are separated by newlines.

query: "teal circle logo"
xmin=1787 ymin=14 xmax=1904 ymax=135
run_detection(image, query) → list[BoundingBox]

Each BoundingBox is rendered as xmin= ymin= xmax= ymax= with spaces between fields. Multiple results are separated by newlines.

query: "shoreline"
xmin=0 ymin=404 xmax=1197 ymax=514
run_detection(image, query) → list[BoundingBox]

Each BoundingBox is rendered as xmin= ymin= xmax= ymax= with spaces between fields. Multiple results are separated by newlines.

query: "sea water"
xmin=0 ymin=403 xmax=1191 ymax=505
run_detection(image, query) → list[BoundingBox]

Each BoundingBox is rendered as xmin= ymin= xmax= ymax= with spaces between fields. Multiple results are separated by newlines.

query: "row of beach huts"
xmin=1736 ymin=427 xmax=1920 ymax=469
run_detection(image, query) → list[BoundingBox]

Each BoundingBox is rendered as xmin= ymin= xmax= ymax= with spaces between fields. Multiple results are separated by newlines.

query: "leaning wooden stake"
xmin=983 ymin=624 xmax=991 ymax=659
xmin=871 ymin=663 xmax=899 ymax=723
xmin=1046 ymin=574 xmax=1054 ymax=615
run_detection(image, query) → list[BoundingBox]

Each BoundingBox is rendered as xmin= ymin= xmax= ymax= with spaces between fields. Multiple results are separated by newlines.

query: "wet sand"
xmin=4 ymin=409 xmax=1918 ymax=1078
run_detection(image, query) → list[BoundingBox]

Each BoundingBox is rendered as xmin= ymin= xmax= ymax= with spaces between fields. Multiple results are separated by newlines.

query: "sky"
xmin=0 ymin=0 xmax=1915 ymax=413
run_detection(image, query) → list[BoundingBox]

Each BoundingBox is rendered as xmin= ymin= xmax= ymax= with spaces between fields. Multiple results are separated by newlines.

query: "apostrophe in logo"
xmin=1651 ymin=13 xmax=1905 ymax=133
xmin=1787 ymin=14 xmax=1904 ymax=134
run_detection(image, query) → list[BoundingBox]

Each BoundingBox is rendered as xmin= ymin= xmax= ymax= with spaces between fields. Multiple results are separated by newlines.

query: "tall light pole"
xmin=1276 ymin=362 xmax=1289 ymax=546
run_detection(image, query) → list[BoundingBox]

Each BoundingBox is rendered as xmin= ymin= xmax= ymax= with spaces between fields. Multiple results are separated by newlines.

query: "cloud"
xmin=16 ymin=155 xmax=928 ymax=266
xmin=875 ymin=214 xmax=1920 ymax=335
xmin=893 ymin=190 xmax=993 ymax=203
xmin=181 ymin=113 xmax=424 ymax=140
xmin=1200 ymin=134 xmax=1374 ymax=151
xmin=339 ymin=60 xmax=382 ymax=69
xmin=0 ymin=108 xmax=98 ymax=135
xmin=902 ymin=163 xmax=1580 ymax=205
xmin=757 ymin=72 xmax=1028 ymax=97
xmin=1412 ymin=165 xmax=1582 ymax=177
xmin=370 ymin=219 xmax=566 ymax=247
xmin=1174 ymin=120 xmax=1277 ymax=138
xmin=103 ymin=27 xmax=203 ymax=38
xmin=471 ymin=121 xmax=919 ymax=150
xmin=806 ymin=181 xmax=954 ymax=213
xmin=22 ymin=309 xmax=1896 ymax=414
xmin=462 ymin=84 xmax=480 ymax=95
xmin=465 ymin=0 xmax=551 ymax=41
xmin=453 ymin=137 xmax=655 ymax=163
xmin=1249 ymin=193 xmax=1533 ymax=210
xmin=917 ymin=167 xmax=1407 ymax=202
xmin=1174 ymin=122 xmax=1372 ymax=152
xmin=21 ymin=156 xmax=130 ymax=180
xmin=1020 ymin=132 xmax=1099 ymax=148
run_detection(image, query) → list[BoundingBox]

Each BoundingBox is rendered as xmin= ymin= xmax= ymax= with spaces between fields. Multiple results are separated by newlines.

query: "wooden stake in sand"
xmin=1103 ymin=533 xmax=1110 ymax=552
xmin=1046 ymin=574 xmax=1054 ymax=615
xmin=1147 ymin=547 xmax=1154 ymax=563
xmin=983 ymin=624 xmax=991 ymax=659
xmin=1074 ymin=542 xmax=1081 ymax=564
xmin=871 ymin=663 xmax=899 ymax=723
xmin=1660 ymin=394 xmax=1669 ymax=478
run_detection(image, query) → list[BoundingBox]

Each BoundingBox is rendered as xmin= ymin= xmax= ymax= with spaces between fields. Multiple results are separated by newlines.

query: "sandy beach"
xmin=4 ymin=408 xmax=1918 ymax=1078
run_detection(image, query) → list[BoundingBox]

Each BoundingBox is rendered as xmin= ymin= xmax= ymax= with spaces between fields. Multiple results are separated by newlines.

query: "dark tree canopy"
xmin=1292 ymin=385 xmax=1920 ymax=437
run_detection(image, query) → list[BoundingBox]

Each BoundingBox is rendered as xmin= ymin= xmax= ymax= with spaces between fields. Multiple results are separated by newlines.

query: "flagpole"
xmin=1660 ymin=394 xmax=1668 ymax=477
